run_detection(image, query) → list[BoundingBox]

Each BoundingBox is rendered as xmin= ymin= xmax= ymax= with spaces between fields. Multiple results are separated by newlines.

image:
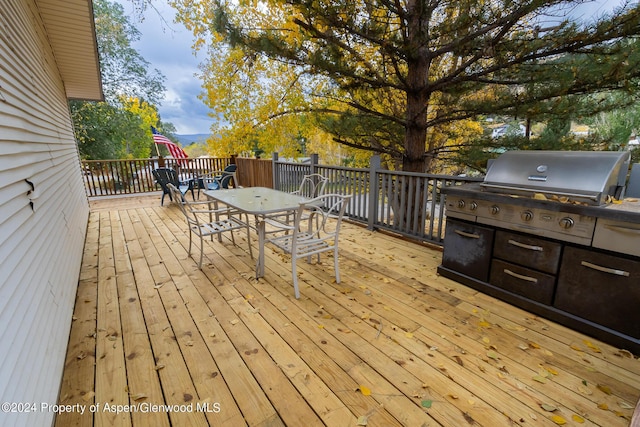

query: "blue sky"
xmin=115 ymin=0 xmax=632 ymax=135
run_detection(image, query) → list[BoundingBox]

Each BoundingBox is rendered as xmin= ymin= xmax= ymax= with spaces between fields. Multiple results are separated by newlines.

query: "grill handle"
xmin=508 ymin=239 xmax=543 ymax=252
xmin=454 ymin=229 xmax=480 ymax=239
xmin=504 ymin=269 xmax=538 ymax=284
xmin=604 ymin=224 xmax=640 ymax=235
xmin=480 ymin=183 xmax=599 ymax=201
xmin=581 ymin=261 xmax=630 ymax=277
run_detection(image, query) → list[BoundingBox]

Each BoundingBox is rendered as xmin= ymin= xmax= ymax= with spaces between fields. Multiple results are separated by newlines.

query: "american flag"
xmin=151 ymin=126 xmax=188 ymax=164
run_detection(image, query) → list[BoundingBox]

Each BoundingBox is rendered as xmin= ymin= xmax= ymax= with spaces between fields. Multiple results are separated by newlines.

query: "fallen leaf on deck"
xmin=619 ymin=401 xmax=634 ymax=409
xmin=550 ymin=414 xmax=567 ymax=425
xmin=478 ymin=320 xmax=491 ymax=328
xmin=570 ymin=344 xmax=584 ymax=352
xmin=532 ymin=375 xmax=547 ymax=383
xmin=230 ymin=319 xmax=239 ymax=325
xmin=155 ymin=364 xmax=165 ymax=371
xmin=358 ymin=385 xmax=371 ymax=396
xmin=518 ymin=343 xmax=529 ymax=351
xmin=583 ymin=340 xmax=601 ymax=353
xmin=597 ymin=403 xmax=608 ymax=410
xmin=541 ymin=403 xmax=557 ymax=412
xmin=528 ymin=342 xmax=541 ymax=349
xmin=356 ymin=415 xmax=368 ymax=426
xmin=421 ymin=400 xmax=432 ymax=408
xmin=487 ymin=350 xmax=499 ymax=360
xmin=405 ymin=332 xmax=414 ymax=338
xmin=577 ymin=385 xmax=592 ymax=395
xmin=454 ymin=355 xmax=464 ymax=366
xmin=596 ymin=384 xmax=612 ymax=395
xmin=544 ymin=366 xmax=559 ymax=376
xmin=572 ymin=414 xmax=585 ymax=423
xmin=482 ymin=337 xmax=490 ymax=344
xmin=130 ymin=393 xmax=147 ymax=401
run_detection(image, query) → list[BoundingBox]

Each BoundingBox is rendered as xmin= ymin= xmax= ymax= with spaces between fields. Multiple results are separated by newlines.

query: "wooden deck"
xmin=56 ymin=194 xmax=639 ymax=427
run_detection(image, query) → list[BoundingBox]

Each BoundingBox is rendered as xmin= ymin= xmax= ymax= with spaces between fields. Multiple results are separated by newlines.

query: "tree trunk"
xmin=404 ymin=0 xmax=431 ymax=174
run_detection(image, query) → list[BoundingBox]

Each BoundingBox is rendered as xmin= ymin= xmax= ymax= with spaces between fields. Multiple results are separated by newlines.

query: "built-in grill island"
xmin=438 ymin=151 xmax=640 ymax=355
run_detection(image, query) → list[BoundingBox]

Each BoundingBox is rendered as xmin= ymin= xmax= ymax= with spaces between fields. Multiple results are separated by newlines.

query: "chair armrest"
xmin=263 ymin=217 xmax=295 ymax=231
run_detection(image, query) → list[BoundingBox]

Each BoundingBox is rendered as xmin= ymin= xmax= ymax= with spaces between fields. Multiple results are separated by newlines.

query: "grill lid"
xmin=481 ymin=150 xmax=631 ymax=205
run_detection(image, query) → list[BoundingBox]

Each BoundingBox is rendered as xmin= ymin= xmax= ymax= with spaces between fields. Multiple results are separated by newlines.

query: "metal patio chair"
xmin=265 ymin=193 xmax=351 ymax=298
xmin=168 ymin=183 xmax=253 ymax=269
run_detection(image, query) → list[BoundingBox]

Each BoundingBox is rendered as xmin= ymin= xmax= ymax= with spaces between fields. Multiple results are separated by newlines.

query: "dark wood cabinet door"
xmin=442 ymin=219 xmax=494 ymax=282
xmin=556 ymin=246 xmax=640 ymax=339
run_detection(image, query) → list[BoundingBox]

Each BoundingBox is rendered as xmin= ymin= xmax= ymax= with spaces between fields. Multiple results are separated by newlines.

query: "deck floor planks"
xmin=110 ymin=210 xmax=170 ymax=427
xmin=120 ymin=209 xmax=208 ymax=426
xmin=56 ymin=197 xmax=639 ymax=426
xmin=94 ymin=211 xmax=131 ymax=427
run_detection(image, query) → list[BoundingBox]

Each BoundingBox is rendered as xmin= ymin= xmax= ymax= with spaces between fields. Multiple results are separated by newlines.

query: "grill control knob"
xmin=490 ymin=205 xmax=500 ymax=215
xmin=469 ymin=202 xmax=478 ymax=211
xmin=521 ymin=210 xmax=534 ymax=221
xmin=457 ymin=200 xmax=466 ymax=209
xmin=559 ymin=217 xmax=574 ymax=229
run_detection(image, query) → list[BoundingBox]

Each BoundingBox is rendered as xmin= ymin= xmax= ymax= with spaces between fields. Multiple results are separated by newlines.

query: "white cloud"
xmin=115 ymin=0 xmax=213 ymax=134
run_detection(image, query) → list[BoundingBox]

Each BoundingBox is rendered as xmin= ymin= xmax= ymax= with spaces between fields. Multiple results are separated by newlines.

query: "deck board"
xmin=56 ymin=194 xmax=640 ymax=426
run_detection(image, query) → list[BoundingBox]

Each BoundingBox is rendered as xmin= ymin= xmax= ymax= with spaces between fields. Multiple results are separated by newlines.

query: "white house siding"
xmin=0 ymin=1 xmax=90 ymax=426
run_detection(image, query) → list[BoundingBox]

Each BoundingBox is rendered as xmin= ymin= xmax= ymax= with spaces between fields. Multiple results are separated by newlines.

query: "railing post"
xmin=272 ymin=152 xmax=280 ymax=191
xmin=367 ymin=155 xmax=381 ymax=230
xmin=310 ymin=153 xmax=318 ymax=175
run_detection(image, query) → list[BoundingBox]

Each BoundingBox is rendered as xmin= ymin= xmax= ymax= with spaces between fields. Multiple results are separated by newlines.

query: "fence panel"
xmin=82 ymin=157 xmax=232 ymax=197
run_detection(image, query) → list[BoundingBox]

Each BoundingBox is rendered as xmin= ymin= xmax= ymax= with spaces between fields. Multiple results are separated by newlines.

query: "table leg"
xmin=256 ymin=219 xmax=266 ymax=278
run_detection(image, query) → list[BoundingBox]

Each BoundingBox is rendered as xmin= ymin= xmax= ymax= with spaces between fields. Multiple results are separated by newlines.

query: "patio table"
xmin=203 ymin=187 xmax=311 ymax=278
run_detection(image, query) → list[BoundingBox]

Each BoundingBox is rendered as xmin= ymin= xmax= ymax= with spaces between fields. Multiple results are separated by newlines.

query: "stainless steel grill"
xmin=481 ymin=150 xmax=631 ymax=205
xmin=439 ymin=150 xmax=640 ymax=355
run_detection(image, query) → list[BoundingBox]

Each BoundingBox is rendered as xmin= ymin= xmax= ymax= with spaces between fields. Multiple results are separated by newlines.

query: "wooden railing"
xmin=81 ymin=157 xmax=232 ymax=197
xmin=82 ymin=154 xmax=482 ymax=246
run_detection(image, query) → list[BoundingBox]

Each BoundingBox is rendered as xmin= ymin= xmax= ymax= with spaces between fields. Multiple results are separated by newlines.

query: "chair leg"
xmin=161 ymin=192 xmax=166 ymax=206
xmin=333 ymin=247 xmax=340 ymax=283
xmin=198 ymin=234 xmax=204 ymax=269
xmin=292 ymin=258 xmax=300 ymax=299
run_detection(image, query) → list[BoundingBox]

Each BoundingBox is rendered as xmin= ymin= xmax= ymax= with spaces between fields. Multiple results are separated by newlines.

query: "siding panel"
xmin=0 ymin=1 xmax=90 ymax=426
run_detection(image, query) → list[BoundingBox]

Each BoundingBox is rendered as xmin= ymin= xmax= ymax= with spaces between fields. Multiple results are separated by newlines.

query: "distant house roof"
xmin=37 ymin=0 xmax=103 ymax=100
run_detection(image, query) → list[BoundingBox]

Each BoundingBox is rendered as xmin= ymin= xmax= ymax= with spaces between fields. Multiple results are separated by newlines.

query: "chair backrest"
xmin=294 ymin=194 xmax=351 ymax=243
xmin=220 ymin=164 xmax=237 ymax=189
xmin=295 ymin=173 xmax=328 ymax=198
xmin=153 ymin=168 xmax=180 ymax=192
xmin=167 ymin=183 xmax=198 ymax=227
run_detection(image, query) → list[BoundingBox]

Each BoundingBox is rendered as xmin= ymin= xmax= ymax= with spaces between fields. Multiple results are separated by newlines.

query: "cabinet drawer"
xmin=556 ymin=246 xmax=640 ymax=339
xmin=442 ymin=219 xmax=494 ymax=282
xmin=489 ymin=259 xmax=556 ymax=305
xmin=593 ymin=218 xmax=640 ymax=257
xmin=493 ymin=230 xmax=562 ymax=274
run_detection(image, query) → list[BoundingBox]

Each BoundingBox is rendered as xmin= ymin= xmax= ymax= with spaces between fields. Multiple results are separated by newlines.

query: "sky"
xmin=116 ymin=0 xmax=212 ymax=135
xmin=115 ymin=0 xmax=632 ymax=135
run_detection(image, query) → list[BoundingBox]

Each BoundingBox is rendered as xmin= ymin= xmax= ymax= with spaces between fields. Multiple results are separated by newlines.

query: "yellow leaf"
xmin=570 ymin=344 xmax=584 ymax=352
xmin=550 ymin=415 xmax=567 ymax=425
xmin=596 ymin=384 xmax=612 ymax=395
xmin=532 ymin=375 xmax=547 ymax=383
xmin=597 ymin=403 xmax=608 ymax=410
xmin=356 ymin=415 xmax=368 ymax=426
xmin=358 ymin=385 xmax=371 ymax=396
xmin=583 ymin=340 xmax=601 ymax=353
xmin=478 ymin=320 xmax=491 ymax=328
xmin=482 ymin=337 xmax=490 ymax=344
xmin=572 ymin=414 xmax=585 ymax=423
xmin=405 ymin=332 xmax=414 ymax=338
xmin=317 ymin=324 xmax=325 ymax=329
xmin=544 ymin=366 xmax=559 ymax=376
xmin=528 ymin=342 xmax=541 ymax=349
